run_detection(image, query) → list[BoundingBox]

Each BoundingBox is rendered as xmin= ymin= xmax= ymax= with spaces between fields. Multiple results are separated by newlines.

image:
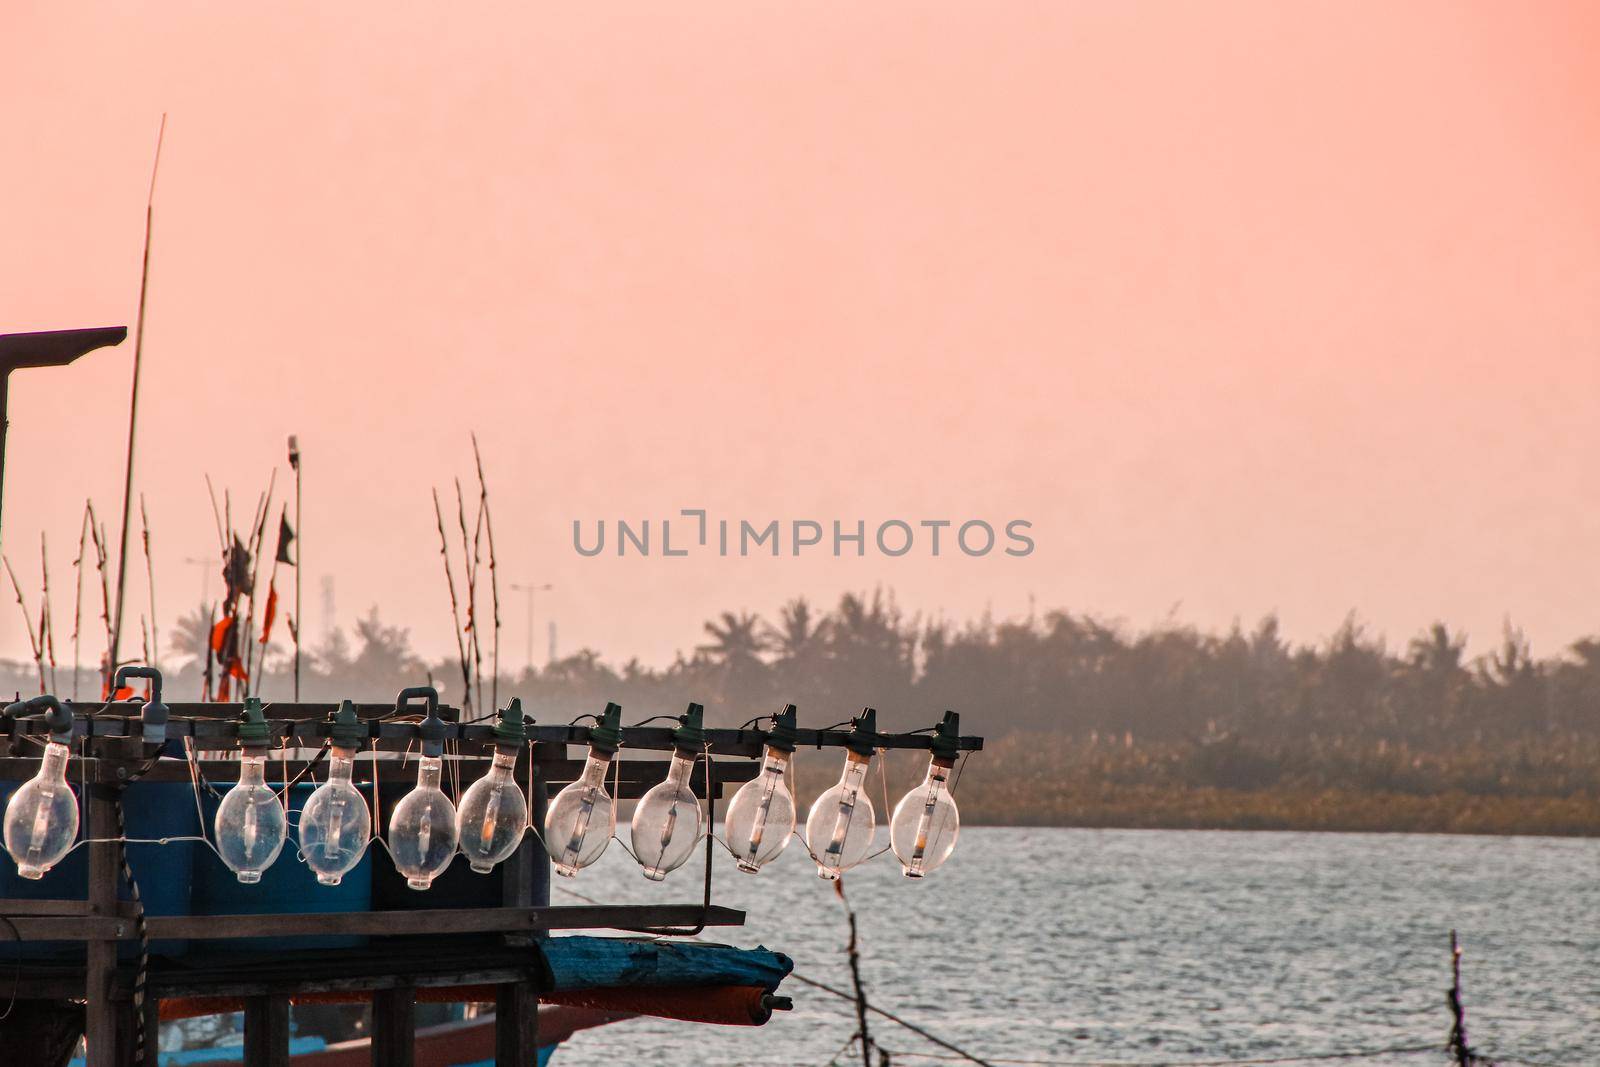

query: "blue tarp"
xmin=542 ymin=936 xmax=793 ymax=994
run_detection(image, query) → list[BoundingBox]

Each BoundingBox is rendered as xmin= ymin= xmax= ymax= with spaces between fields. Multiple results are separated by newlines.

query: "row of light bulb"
xmin=2 ymin=694 xmax=963 ymax=887
xmin=215 ymin=697 xmax=534 ymax=888
xmin=547 ymin=703 xmax=964 ymax=882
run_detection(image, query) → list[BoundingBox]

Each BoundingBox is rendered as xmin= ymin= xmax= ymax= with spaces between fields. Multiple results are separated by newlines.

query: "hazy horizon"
xmin=5 ymin=2 xmax=1598 ymax=669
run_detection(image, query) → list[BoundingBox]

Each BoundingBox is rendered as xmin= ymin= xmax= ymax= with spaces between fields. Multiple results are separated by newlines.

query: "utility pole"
xmin=509 ymin=582 xmax=552 ymax=675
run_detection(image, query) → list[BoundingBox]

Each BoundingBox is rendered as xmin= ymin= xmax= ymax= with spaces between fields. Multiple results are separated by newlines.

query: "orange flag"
xmin=260 ymin=582 xmax=278 ymax=645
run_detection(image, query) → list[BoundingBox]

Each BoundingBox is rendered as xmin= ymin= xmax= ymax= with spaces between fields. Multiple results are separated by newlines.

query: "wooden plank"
xmin=147 ymin=968 xmax=542 ymax=1000
xmin=371 ymin=985 xmax=416 ymax=1067
xmin=243 ymin=995 xmax=290 ymax=1067
xmin=3 ymin=904 xmax=745 ymax=942
xmin=84 ymin=786 xmax=120 ymax=1067
xmin=141 ymin=995 xmax=162 ymax=1067
xmin=142 ymin=904 xmax=742 ymax=940
xmin=494 ymin=982 xmax=537 ymax=1067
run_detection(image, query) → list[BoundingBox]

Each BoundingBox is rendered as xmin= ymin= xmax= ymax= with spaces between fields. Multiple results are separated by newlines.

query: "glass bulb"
xmin=3 ymin=740 xmax=79 ymax=880
xmin=388 ymin=754 xmax=459 ymax=890
xmin=544 ymin=750 xmax=616 ymax=877
xmin=214 ymin=751 xmax=287 ymax=883
xmin=456 ymin=748 xmax=527 ymax=873
xmin=725 ymin=746 xmax=796 ymax=873
xmin=298 ymin=745 xmax=371 ymax=886
xmin=629 ymin=751 xmax=702 ymax=881
xmin=805 ymin=749 xmax=876 ymax=880
xmin=890 ymin=756 xmax=960 ymax=877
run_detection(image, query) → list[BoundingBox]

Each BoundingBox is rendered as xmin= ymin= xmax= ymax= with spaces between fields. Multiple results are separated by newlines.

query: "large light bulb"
xmin=215 ymin=751 xmax=287 ymax=883
xmin=457 ymin=747 xmax=527 ymax=873
xmin=545 ymin=702 xmax=622 ymax=878
xmin=806 ymin=751 xmax=875 ymax=879
xmin=805 ymin=708 xmax=880 ymax=880
xmin=891 ymin=763 xmax=959 ymax=878
xmin=214 ymin=697 xmax=286 ymax=884
xmin=725 ymin=705 xmax=800 ymax=874
xmin=299 ymin=743 xmax=371 ymax=886
xmin=388 ymin=754 xmax=458 ymax=889
xmin=890 ymin=711 xmax=963 ymax=877
xmin=630 ymin=750 xmax=702 ymax=880
xmin=628 ymin=702 xmax=706 ymax=881
xmin=3 ymin=740 xmax=79 ymax=880
xmin=546 ymin=758 xmax=616 ymax=878
xmin=458 ymin=701 xmax=531 ymax=874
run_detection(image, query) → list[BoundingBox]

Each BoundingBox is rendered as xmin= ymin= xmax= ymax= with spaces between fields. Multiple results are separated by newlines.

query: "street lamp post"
xmin=509 ymin=582 xmax=552 ymax=675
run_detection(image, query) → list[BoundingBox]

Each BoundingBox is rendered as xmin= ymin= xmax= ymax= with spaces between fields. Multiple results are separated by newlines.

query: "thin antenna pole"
xmin=289 ymin=435 xmax=301 ymax=700
xmin=140 ymin=494 xmax=157 ymax=671
xmin=109 ymin=113 xmax=166 ymax=673
xmin=72 ymin=501 xmax=90 ymax=700
xmin=41 ymin=533 xmax=58 ymax=693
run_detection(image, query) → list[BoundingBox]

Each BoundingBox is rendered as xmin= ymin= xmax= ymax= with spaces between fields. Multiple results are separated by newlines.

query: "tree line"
xmin=8 ymin=590 xmax=1595 ymax=749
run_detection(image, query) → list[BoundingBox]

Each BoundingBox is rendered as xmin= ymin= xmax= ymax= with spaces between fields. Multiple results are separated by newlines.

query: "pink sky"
xmin=3 ymin=2 xmax=1598 ymax=680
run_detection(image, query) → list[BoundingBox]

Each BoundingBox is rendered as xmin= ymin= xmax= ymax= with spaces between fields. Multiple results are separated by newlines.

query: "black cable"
xmin=0 ymin=915 xmax=20 ymax=1022
xmin=626 ymin=714 xmax=681 ymax=728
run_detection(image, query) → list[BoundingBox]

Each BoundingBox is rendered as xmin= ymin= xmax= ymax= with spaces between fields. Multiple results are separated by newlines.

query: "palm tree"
xmin=698 ymin=611 xmax=767 ymax=673
xmin=168 ymin=603 xmax=215 ymax=669
xmin=766 ymin=598 xmax=819 ymax=662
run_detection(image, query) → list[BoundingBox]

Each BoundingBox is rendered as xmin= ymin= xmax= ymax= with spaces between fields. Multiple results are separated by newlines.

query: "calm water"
xmin=558 ymin=828 xmax=1598 ymax=1066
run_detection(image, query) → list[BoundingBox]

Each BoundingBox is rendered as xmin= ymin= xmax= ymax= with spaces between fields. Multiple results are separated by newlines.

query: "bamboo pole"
xmin=140 ymin=493 xmax=157 ymax=671
xmin=432 ymin=487 xmax=471 ymax=718
xmin=4 ymin=555 xmax=44 ymax=692
xmin=72 ymin=500 xmax=90 ymax=700
xmin=40 ymin=532 xmax=57 ymax=693
xmin=109 ymin=113 xmax=166 ymax=678
xmin=472 ymin=434 xmax=502 ymax=713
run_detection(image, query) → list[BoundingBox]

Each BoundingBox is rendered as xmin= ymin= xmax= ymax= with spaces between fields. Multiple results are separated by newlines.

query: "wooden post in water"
xmin=495 ymin=982 xmax=537 ymax=1066
xmin=372 ymin=985 xmax=416 ymax=1067
xmin=493 ymin=743 xmax=543 ymax=1063
xmin=243 ymin=995 xmax=290 ymax=1067
xmin=84 ymin=785 xmax=121 ymax=1067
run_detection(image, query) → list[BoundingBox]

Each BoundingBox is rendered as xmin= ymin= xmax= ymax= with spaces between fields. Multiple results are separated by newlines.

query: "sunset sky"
xmin=3 ymin=2 xmax=1598 ymax=681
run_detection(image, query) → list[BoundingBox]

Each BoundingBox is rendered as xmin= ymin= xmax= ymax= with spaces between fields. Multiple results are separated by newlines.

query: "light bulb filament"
xmin=417 ymin=804 xmax=433 ymax=857
xmin=324 ymin=792 xmax=347 ymax=860
xmin=479 ymin=781 xmax=503 ymax=856
xmin=743 ymin=764 xmax=782 ymax=863
xmin=27 ymin=788 xmax=55 ymax=862
xmin=824 ymin=787 xmax=857 ymax=863
xmin=908 ymin=778 xmax=943 ymax=874
xmin=561 ymin=784 xmax=600 ymax=869
xmin=243 ymin=800 xmax=259 ymax=855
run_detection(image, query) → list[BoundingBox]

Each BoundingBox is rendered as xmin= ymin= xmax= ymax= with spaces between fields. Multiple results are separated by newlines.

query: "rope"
xmin=870 ymin=1047 xmax=1441 ymax=1066
xmin=111 ymin=788 xmax=150 ymax=1065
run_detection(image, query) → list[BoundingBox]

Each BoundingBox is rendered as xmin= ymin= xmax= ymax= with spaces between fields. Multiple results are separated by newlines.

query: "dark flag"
xmin=275 ymin=509 xmax=296 ymax=566
xmin=223 ymin=535 xmax=253 ymax=599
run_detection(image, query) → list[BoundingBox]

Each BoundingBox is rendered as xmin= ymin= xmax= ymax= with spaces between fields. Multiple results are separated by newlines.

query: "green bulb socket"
xmin=846 ymin=707 xmax=880 ymax=757
xmin=930 ymin=710 xmax=961 ymax=762
xmin=492 ymin=697 xmax=528 ymax=747
xmin=763 ymin=704 xmax=799 ymax=753
xmin=237 ymin=697 xmax=273 ymax=750
xmin=672 ymin=703 xmax=706 ymax=752
xmin=328 ymin=699 xmax=366 ymax=749
xmin=587 ymin=702 xmax=623 ymax=755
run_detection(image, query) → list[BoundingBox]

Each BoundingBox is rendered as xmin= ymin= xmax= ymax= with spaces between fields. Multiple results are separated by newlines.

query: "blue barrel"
xmin=191 ymin=782 xmax=372 ymax=952
xmin=0 ymin=780 xmax=197 ymax=959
